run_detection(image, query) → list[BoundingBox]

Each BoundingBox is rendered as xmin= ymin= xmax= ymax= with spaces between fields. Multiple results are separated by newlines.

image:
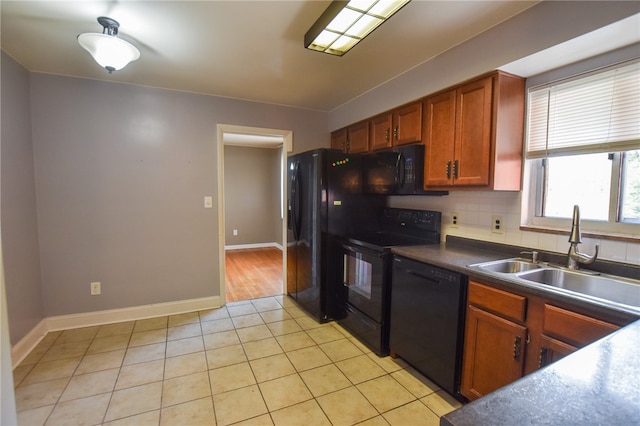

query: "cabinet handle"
xmin=539 ymin=347 xmax=549 ymax=368
xmin=385 ymin=128 xmax=390 ymax=141
xmin=453 ymin=160 xmax=459 ymax=179
xmin=446 ymin=161 xmax=452 ymax=179
xmin=513 ymin=336 xmax=522 ymax=361
xmin=393 ymin=126 xmax=399 ymax=141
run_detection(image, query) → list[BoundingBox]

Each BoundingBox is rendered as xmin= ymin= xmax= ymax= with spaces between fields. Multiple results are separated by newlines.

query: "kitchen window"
xmin=523 ymin=59 xmax=640 ymax=238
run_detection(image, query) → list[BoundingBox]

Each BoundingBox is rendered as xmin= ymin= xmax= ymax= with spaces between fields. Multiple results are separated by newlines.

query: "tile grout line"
xmin=15 ymin=295 xmax=459 ymax=425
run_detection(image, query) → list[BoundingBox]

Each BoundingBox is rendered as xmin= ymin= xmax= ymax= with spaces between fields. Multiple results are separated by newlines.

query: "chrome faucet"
xmin=567 ymin=205 xmax=598 ymax=269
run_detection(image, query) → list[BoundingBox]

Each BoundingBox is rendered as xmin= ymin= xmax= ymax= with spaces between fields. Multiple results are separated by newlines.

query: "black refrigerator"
xmin=287 ymin=149 xmax=382 ymax=322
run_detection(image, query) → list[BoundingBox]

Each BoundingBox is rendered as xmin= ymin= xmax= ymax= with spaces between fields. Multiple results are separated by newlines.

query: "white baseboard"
xmin=12 ymin=295 xmax=222 ymax=369
xmin=225 ymin=242 xmax=283 ymax=251
xmin=10 ymin=319 xmax=48 ymax=369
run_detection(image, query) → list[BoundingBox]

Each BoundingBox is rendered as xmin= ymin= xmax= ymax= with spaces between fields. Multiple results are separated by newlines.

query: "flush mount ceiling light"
xmin=77 ymin=16 xmax=140 ymax=73
xmin=304 ymin=0 xmax=411 ymax=56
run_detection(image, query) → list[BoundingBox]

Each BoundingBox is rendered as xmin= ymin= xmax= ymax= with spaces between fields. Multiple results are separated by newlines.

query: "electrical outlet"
xmin=90 ymin=282 xmax=101 ymax=295
xmin=233 ymin=229 xmax=238 ymax=236
xmin=491 ymin=215 xmax=504 ymax=234
xmin=451 ymin=212 xmax=460 ymax=228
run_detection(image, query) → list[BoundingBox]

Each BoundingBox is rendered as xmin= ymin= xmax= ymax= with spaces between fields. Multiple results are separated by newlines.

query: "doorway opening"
xmin=216 ymin=124 xmax=292 ymax=304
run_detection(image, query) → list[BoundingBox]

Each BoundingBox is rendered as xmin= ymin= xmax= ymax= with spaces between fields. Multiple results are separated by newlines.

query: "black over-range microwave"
xmin=362 ymin=144 xmax=448 ymax=196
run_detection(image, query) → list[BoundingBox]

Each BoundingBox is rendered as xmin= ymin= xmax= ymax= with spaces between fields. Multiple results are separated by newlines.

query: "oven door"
xmin=342 ymin=243 xmax=386 ymax=322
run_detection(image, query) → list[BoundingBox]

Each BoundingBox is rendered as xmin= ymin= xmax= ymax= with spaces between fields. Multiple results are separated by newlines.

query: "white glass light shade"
xmin=77 ymin=33 xmax=140 ymax=72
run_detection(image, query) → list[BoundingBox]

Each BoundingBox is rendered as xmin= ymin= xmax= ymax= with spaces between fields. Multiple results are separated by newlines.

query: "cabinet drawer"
xmin=543 ymin=304 xmax=619 ymax=347
xmin=468 ymin=281 xmax=527 ymax=322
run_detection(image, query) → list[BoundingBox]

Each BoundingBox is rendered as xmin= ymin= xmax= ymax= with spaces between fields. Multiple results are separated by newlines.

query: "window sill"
xmin=519 ymin=225 xmax=640 ymax=244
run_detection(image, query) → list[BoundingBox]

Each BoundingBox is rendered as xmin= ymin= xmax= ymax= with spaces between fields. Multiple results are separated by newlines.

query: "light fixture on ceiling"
xmin=304 ymin=0 xmax=411 ymax=56
xmin=77 ymin=16 xmax=140 ymax=73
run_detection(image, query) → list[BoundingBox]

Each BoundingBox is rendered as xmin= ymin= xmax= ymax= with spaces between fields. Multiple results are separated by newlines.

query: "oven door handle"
xmin=342 ymin=244 xmax=386 ymax=258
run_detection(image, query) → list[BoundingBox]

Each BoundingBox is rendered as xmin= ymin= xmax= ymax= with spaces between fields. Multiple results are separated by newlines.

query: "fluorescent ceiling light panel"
xmin=305 ymin=0 xmax=410 ymax=56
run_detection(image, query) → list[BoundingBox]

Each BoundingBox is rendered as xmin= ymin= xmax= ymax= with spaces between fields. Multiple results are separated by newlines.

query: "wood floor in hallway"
xmin=225 ymin=247 xmax=283 ymax=302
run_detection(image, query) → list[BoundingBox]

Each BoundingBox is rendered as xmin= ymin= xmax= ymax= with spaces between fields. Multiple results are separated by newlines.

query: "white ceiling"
xmin=2 ymin=0 xmax=543 ymax=112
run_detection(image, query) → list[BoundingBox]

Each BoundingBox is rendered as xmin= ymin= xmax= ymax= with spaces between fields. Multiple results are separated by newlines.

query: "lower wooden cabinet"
xmin=538 ymin=334 xmax=576 ymax=368
xmin=461 ymin=280 xmax=630 ymax=401
xmin=538 ymin=304 xmax=619 ymax=368
xmin=460 ymin=305 xmax=526 ymax=400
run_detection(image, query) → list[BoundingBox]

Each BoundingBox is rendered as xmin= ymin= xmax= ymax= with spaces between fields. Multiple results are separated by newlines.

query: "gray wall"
xmin=24 ymin=73 xmax=327 ymax=318
xmin=1 ymin=52 xmax=44 ymax=344
xmin=224 ymin=146 xmax=282 ymax=246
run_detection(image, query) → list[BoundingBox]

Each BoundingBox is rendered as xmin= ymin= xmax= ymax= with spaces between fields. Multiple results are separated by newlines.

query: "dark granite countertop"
xmin=391 ymin=236 xmax=640 ymax=322
xmin=440 ymin=319 xmax=640 ymax=426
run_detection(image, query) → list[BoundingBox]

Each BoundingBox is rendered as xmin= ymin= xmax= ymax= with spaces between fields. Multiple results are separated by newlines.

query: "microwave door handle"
xmin=395 ymin=153 xmax=406 ymax=187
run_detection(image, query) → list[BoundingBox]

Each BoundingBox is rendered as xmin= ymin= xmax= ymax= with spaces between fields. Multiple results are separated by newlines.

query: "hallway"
xmin=225 ymin=248 xmax=283 ymax=302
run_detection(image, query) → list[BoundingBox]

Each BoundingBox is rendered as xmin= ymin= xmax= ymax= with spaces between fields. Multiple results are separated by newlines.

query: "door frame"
xmin=216 ymin=124 xmax=293 ymax=305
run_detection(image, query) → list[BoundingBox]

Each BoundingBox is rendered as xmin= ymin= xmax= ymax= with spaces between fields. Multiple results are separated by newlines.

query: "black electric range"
xmin=336 ymin=208 xmax=442 ymax=356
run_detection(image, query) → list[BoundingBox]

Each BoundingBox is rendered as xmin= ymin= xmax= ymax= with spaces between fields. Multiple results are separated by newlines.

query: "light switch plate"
xmin=204 ymin=196 xmax=213 ymax=208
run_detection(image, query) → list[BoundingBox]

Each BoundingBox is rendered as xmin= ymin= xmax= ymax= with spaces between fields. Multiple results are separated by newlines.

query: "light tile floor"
xmin=13 ymin=295 xmax=462 ymax=425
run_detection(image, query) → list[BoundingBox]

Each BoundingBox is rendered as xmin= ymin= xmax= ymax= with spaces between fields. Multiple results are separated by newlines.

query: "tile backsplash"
xmin=388 ymin=191 xmax=640 ymax=266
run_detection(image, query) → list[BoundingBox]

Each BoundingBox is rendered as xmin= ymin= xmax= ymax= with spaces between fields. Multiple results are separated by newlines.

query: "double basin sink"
xmin=469 ymin=258 xmax=640 ymax=309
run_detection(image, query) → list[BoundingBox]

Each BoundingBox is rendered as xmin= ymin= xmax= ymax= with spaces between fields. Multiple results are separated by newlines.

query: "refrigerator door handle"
xmin=343 ymin=254 xmax=349 ymax=285
xmin=292 ymin=161 xmax=302 ymax=240
xmin=288 ymin=163 xmax=297 ymax=233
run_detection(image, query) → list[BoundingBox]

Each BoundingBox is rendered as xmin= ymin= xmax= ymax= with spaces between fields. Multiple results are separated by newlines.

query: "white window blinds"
xmin=526 ymin=59 xmax=640 ymax=158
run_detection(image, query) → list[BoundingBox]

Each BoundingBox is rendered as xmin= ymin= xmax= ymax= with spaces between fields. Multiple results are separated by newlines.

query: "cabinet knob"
xmin=393 ymin=126 xmax=399 ymax=140
xmin=453 ymin=160 xmax=459 ymax=179
xmin=385 ymin=128 xmax=390 ymax=141
xmin=446 ymin=161 xmax=452 ymax=179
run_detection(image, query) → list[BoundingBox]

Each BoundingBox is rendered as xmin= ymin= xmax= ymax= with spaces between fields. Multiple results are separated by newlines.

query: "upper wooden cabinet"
xmin=423 ymin=71 xmax=525 ymax=190
xmin=370 ymin=102 xmax=422 ymax=151
xmin=330 ymin=128 xmax=347 ymax=151
xmin=331 ymin=120 xmax=369 ymax=153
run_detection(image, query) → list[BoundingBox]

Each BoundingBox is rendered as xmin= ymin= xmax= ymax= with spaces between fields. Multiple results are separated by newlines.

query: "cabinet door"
xmin=538 ymin=334 xmax=576 ymax=369
xmin=393 ymin=102 xmax=422 ymax=146
xmin=423 ymin=90 xmax=456 ymax=188
xmin=331 ymin=128 xmax=347 ymax=152
xmin=461 ymin=305 xmax=527 ymax=401
xmin=347 ymin=121 xmax=369 ymax=153
xmin=454 ymin=76 xmax=493 ymax=186
xmin=369 ymin=113 xmax=392 ymax=151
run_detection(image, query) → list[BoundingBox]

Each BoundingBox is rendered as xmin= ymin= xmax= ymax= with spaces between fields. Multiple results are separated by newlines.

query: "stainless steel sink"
xmin=469 ymin=258 xmax=640 ymax=310
xmin=471 ymin=258 xmax=542 ymax=274
xmin=516 ymin=268 xmax=640 ymax=307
